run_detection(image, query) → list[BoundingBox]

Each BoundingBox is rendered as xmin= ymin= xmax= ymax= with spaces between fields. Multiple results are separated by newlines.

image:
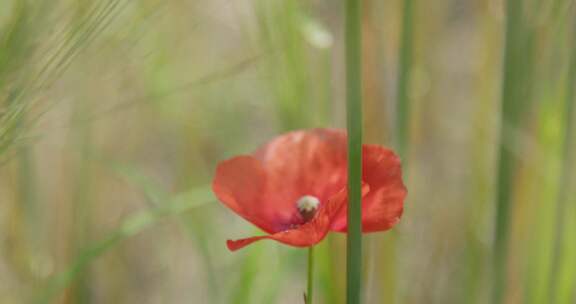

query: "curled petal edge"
xmin=227 ymin=183 xmax=369 ymax=251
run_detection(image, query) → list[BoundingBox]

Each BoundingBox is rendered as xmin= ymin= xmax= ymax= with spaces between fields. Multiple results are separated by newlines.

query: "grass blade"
xmin=550 ymin=13 xmax=576 ymax=304
xmin=112 ymin=163 xmax=221 ymax=301
xmin=396 ymin=0 xmax=414 ymax=159
xmin=36 ymin=186 xmax=211 ymax=304
xmin=345 ymin=0 xmax=363 ymax=303
xmin=493 ymin=0 xmax=533 ymax=302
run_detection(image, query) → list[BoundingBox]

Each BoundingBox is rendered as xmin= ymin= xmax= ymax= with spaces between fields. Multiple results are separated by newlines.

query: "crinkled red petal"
xmin=227 ymin=184 xmax=370 ymax=251
xmin=253 ymin=129 xmax=348 ymax=226
xmin=331 ymin=145 xmax=407 ymax=232
xmin=227 ymin=185 xmax=352 ymax=251
xmin=212 ymin=156 xmax=277 ymax=233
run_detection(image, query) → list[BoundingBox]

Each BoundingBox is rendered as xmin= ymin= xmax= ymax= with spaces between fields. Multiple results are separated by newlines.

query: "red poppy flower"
xmin=213 ymin=128 xmax=406 ymax=251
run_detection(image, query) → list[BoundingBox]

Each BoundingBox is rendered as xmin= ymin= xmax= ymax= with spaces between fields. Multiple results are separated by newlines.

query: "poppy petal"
xmin=331 ymin=145 xmax=406 ymax=232
xmin=226 ymin=186 xmax=350 ymax=251
xmin=212 ymin=156 xmax=277 ymax=233
xmin=253 ymin=129 xmax=348 ymax=226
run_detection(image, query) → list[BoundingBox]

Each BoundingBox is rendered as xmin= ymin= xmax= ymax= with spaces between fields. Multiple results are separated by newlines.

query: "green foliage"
xmin=1 ymin=1 xmax=576 ymax=303
xmin=38 ymin=183 xmax=212 ymax=303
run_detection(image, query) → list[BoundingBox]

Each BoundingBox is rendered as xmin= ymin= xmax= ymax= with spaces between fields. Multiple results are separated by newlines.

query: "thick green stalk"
xmin=396 ymin=0 xmax=414 ymax=159
xmin=345 ymin=0 xmax=363 ymax=303
xmin=307 ymin=246 xmax=315 ymax=304
xmin=550 ymin=18 xmax=576 ymax=304
xmin=493 ymin=0 xmax=524 ymax=302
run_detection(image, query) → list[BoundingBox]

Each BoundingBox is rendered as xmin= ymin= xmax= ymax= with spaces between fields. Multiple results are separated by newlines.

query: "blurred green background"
xmin=1 ymin=0 xmax=575 ymax=303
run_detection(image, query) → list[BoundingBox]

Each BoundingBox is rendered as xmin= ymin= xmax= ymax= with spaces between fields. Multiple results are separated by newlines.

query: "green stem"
xmin=493 ymin=0 xmax=525 ymax=302
xmin=549 ymin=17 xmax=576 ymax=303
xmin=306 ymin=246 xmax=315 ymax=304
xmin=345 ymin=0 xmax=363 ymax=303
xmin=397 ymin=0 xmax=414 ymax=159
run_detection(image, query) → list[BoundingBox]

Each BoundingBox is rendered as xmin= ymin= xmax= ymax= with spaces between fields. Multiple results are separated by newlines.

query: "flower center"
xmin=296 ymin=195 xmax=320 ymax=222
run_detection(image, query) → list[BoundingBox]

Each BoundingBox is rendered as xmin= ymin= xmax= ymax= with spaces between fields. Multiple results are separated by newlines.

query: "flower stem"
xmin=345 ymin=0 xmax=363 ymax=303
xmin=306 ymin=246 xmax=315 ymax=304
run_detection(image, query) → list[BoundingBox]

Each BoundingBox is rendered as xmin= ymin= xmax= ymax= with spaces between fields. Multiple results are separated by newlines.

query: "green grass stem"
xmin=345 ymin=0 xmax=363 ymax=303
xmin=37 ymin=186 xmax=212 ymax=303
xmin=254 ymin=0 xmax=313 ymax=131
xmin=493 ymin=0 xmax=528 ymax=302
xmin=306 ymin=246 xmax=315 ymax=304
xmin=550 ymin=16 xmax=576 ymax=304
xmin=113 ymin=162 xmax=221 ymax=301
xmin=396 ymin=0 xmax=414 ymax=159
